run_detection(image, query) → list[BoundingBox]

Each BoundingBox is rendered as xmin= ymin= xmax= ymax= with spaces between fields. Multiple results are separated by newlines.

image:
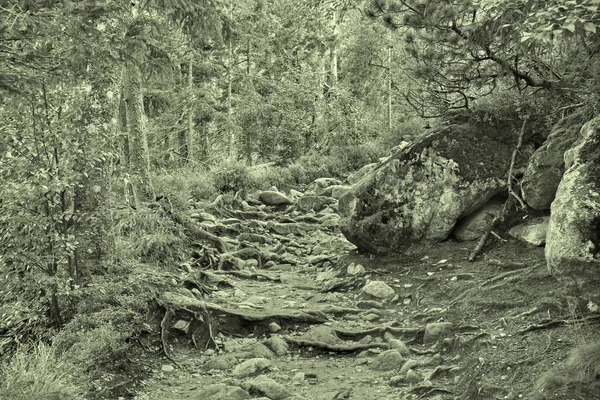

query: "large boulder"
xmin=521 ymin=120 xmax=582 ymax=210
xmin=338 ymin=113 xmax=527 ymax=254
xmin=546 ymin=117 xmax=600 ymax=306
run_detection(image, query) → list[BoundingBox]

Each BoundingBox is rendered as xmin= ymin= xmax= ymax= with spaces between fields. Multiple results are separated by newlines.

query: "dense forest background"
xmin=1 ymin=0 xmax=599 ymax=399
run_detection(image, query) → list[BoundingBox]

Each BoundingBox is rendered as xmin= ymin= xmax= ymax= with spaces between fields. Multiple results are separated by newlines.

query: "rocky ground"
xmin=129 ymin=183 xmax=600 ymax=400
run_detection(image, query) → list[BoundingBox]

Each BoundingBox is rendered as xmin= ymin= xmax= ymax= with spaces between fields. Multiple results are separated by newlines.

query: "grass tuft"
xmin=0 ymin=343 xmax=85 ymax=400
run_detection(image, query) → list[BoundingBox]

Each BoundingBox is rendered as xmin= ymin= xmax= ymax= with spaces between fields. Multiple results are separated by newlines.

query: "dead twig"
xmin=469 ymin=115 xmax=529 ymax=262
xmin=160 ymin=309 xmax=180 ymax=366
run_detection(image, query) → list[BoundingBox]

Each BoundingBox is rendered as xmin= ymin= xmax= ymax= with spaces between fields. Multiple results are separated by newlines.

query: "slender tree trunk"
xmin=329 ymin=10 xmax=338 ymax=93
xmin=388 ymin=45 xmax=393 ymax=135
xmin=124 ymin=62 xmax=154 ymax=205
xmin=227 ymin=37 xmax=235 ymax=159
xmin=186 ymin=58 xmax=194 ymax=163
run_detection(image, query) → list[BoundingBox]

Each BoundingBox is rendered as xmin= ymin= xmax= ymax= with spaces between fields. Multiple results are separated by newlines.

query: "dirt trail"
xmin=132 ymin=198 xmax=598 ymax=400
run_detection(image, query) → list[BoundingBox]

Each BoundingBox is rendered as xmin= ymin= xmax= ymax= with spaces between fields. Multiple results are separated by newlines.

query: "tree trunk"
xmin=227 ymin=37 xmax=235 ymax=159
xmin=387 ymin=45 xmax=393 ymax=135
xmin=124 ymin=62 xmax=154 ymax=205
xmin=186 ymin=58 xmax=195 ymax=163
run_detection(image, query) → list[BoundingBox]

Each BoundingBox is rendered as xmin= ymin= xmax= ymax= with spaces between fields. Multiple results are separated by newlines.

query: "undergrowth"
xmin=0 ymin=343 xmax=85 ymax=400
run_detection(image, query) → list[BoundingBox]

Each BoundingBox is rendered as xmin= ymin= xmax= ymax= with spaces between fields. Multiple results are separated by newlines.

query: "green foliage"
xmin=0 ymin=343 xmax=85 ymax=400
xmin=55 ymin=325 xmax=131 ymax=374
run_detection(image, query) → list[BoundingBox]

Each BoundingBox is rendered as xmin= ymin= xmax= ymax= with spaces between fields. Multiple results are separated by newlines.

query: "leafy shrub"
xmin=55 ymin=325 xmax=131 ymax=374
xmin=0 ymin=343 xmax=85 ymax=400
xmin=212 ymin=159 xmax=257 ymax=194
xmin=153 ymin=168 xmax=219 ymax=203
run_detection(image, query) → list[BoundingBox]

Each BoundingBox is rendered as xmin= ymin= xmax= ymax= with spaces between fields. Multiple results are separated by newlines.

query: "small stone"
xmin=423 ymin=322 xmax=454 ymax=344
xmin=258 ymin=191 xmax=293 ymax=206
xmin=203 ymin=349 xmax=216 ymax=356
xmin=405 ymin=369 xmax=422 ymax=383
xmin=246 ymin=377 xmax=292 ymax=400
xmin=370 ymin=349 xmax=404 ymax=371
xmin=399 ymin=359 xmax=419 ymax=375
xmin=232 ymin=358 xmax=271 ymax=378
xmin=269 ymin=322 xmax=282 ymax=333
xmin=188 ymin=384 xmax=251 ymax=400
xmin=292 ymin=372 xmax=305 ymax=384
xmin=203 ymin=355 xmax=238 ymax=371
xmin=346 ymin=262 xmax=366 ymax=276
xmin=364 ymin=313 xmax=381 ymax=322
xmin=387 ymin=339 xmax=411 ymax=356
xmin=301 ymin=326 xmax=342 ymax=345
xmin=161 ymin=364 xmax=175 ymax=372
xmin=356 ymin=300 xmax=383 ymax=309
xmin=361 ymin=281 xmax=396 ymax=300
xmin=263 ymin=336 xmax=289 ymax=356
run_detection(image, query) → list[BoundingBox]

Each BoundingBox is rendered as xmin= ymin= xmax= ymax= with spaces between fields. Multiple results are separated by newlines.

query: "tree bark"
xmin=124 ymin=62 xmax=154 ymax=205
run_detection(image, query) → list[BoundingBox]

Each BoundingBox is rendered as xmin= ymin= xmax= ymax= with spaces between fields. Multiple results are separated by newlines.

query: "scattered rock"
xmin=387 ymin=339 xmax=411 ymax=356
xmin=306 ymin=178 xmax=343 ymax=196
xmin=258 ymin=191 xmax=293 ymax=207
xmin=361 ymin=281 xmax=396 ymax=300
xmin=346 ymin=263 xmax=366 ymax=276
xmin=263 ymin=336 xmax=289 ymax=356
xmin=246 ymin=342 xmax=276 ymax=359
xmin=521 ymin=120 xmax=582 ymax=210
xmin=245 ymin=376 xmax=293 ymax=400
xmin=203 ymin=355 xmax=238 ymax=371
xmin=453 ymin=197 xmax=503 ymax=242
xmin=405 ymin=369 xmax=422 ymax=383
xmin=356 ymin=300 xmax=383 ymax=309
xmin=189 ymin=383 xmax=251 ymax=400
xmin=399 ymin=359 xmax=419 ymax=375
xmin=268 ymin=322 xmax=282 ymax=333
xmin=423 ymin=322 xmax=454 ymax=344
xmin=297 ymin=195 xmax=336 ymax=212
xmin=509 ymin=216 xmax=550 ymax=246
xmin=370 ymin=349 xmax=404 ymax=371
xmin=300 ymin=325 xmax=343 ymax=345
xmin=161 ymin=364 xmax=175 ymax=372
xmin=232 ymin=358 xmax=272 ymax=378
xmin=546 ymin=116 xmax=600 ymax=306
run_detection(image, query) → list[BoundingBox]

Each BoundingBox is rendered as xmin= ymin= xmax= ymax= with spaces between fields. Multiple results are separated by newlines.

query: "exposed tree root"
xmin=282 ymin=336 xmax=389 ymax=352
xmin=518 ymin=314 xmax=600 ymax=335
xmin=160 ymin=308 xmax=180 ymax=366
xmin=334 ymin=325 xmax=424 ymax=341
xmin=211 ymin=270 xmax=281 ymax=282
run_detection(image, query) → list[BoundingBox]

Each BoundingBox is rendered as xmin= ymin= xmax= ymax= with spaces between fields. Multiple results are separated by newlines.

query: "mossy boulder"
xmin=546 ymin=117 xmax=600 ymax=307
xmin=521 ymin=120 xmax=582 ymax=210
xmin=339 ymin=113 xmax=524 ymax=254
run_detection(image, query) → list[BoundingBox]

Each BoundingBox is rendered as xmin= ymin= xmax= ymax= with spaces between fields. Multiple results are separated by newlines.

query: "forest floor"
xmin=130 ymin=198 xmax=600 ymax=400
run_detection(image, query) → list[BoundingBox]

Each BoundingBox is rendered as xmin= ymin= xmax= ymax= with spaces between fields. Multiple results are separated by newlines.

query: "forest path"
xmin=132 ymin=195 xmax=585 ymax=400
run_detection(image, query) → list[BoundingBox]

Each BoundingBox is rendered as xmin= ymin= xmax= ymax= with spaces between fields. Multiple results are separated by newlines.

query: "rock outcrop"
xmin=545 ymin=117 xmax=600 ymax=305
xmin=521 ymin=120 xmax=582 ymax=210
xmin=339 ymin=113 xmax=526 ymax=254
